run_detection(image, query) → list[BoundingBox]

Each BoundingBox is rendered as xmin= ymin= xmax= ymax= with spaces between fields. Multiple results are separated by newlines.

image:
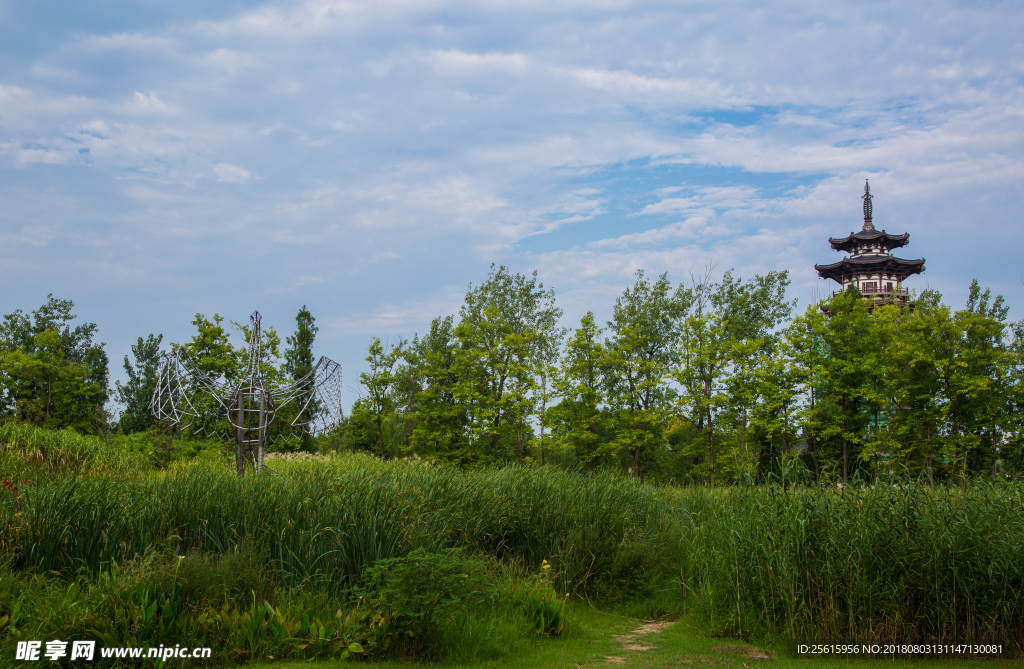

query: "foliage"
xmin=549 ymin=312 xmax=608 ymax=466
xmin=4 ymin=422 xmax=1024 ymax=656
xmin=451 ymin=265 xmax=563 ymax=464
xmin=282 ymin=306 xmax=319 ymax=450
xmin=355 ymin=337 xmax=406 ymax=459
xmin=114 ymin=334 xmax=163 ymax=435
xmin=282 ymin=305 xmax=318 ymax=383
xmin=360 ymin=548 xmax=494 ymax=658
xmin=405 ymin=316 xmax=470 ymax=464
xmin=0 ymin=296 xmax=109 ymax=433
xmin=603 ymin=271 xmax=689 ymax=479
xmin=675 ymin=269 xmax=793 ymax=484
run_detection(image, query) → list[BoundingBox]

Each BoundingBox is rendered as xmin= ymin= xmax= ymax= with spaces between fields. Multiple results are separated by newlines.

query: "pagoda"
xmin=814 ymin=181 xmax=925 ymax=310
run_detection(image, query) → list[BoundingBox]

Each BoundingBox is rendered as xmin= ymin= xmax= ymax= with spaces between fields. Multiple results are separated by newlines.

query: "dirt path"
xmin=603 ymin=620 xmax=675 ymax=664
xmin=599 ymin=619 xmax=772 ymax=667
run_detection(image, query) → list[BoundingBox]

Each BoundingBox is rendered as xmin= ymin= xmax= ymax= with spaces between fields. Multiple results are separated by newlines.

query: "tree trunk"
xmin=842 ymin=436 xmax=848 ymax=484
xmin=707 ymin=409 xmax=716 ymax=486
xmin=406 ymin=389 xmax=414 ymax=450
xmin=539 ymin=374 xmax=547 ymax=466
xmin=740 ymin=407 xmax=748 ymax=471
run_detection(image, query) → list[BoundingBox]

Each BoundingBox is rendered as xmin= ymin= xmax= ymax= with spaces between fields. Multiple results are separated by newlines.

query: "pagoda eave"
xmin=815 ymin=256 xmax=925 ymax=282
xmin=828 ymin=230 xmax=910 ymax=253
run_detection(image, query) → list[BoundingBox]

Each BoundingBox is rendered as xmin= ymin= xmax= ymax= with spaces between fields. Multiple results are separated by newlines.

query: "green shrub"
xmin=359 ymin=548 xmax=494 ymax=659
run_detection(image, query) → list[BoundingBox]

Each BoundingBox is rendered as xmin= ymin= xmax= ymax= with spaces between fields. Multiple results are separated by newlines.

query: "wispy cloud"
xmin=214 ymin=162 xmax=257 ymax=183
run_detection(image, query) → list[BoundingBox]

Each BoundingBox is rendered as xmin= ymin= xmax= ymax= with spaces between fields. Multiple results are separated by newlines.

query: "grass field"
xmin=247 ymin=607 xmax=1024 ymax=669
xmin=2 ymin=422 xmax=1024 ymax=666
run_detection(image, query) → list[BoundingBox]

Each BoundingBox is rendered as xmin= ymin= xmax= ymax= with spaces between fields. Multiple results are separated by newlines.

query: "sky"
xmin=1 ymin=0 xmax=1022 ymax=411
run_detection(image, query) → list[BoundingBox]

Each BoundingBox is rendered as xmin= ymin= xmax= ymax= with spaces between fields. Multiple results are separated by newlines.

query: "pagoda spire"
xmin=862 ymin=180 xmax=874 ymax=232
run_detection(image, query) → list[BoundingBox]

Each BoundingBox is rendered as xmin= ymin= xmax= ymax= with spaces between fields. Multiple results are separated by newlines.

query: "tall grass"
xmin=3 ymin=421 xmax=1024 ymax=651
xmin=678 ymin=483 xmax=1024 ymax=649
xmin=0 ymin=422 xmax=149 ymax=480
xmin=3 ymin=430 xmax=668 ymax=597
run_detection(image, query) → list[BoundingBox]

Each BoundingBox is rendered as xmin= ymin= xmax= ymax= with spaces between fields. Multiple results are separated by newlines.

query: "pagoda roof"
xmin=828 ymin=229 xmax=910 ymax=253
xmin=815 ymin=255 xmax=925 ymax=283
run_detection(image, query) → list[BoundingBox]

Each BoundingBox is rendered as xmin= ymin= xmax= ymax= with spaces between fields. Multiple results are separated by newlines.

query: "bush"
xmin=360 ymin=548 xmax=494 ymax=659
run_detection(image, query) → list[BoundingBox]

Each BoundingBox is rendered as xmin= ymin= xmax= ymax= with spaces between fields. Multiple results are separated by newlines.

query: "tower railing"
xmin=832 ymin=286 xmax=910 ymax=298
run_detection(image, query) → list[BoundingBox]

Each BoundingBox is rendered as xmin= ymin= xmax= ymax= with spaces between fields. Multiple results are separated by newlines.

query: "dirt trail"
xmin=598 ymin=619 xmax=772 ymax=666
xmin=603 ymin=619 xmax=674 ymax=663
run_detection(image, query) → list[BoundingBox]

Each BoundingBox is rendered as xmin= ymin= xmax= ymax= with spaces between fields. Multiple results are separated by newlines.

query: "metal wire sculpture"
xmin=150 ymin=311 xmax=344 ymax=475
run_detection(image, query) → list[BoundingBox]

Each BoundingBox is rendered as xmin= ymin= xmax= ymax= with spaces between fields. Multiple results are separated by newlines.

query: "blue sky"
xmin=2 ymin=0 xmax=1022 ymax=410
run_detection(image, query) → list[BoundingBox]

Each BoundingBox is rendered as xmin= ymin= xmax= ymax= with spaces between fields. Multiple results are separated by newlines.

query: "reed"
xmin=3 ymin=421 xmax=1023 ymax=650
xmin=676 ymin=482 xmax=1024 ymax=649
xmin=4 ymin=445 xmax=668 ymax=598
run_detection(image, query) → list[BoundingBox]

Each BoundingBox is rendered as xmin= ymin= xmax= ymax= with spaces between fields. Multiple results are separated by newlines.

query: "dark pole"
xmin=236 ymin=387 xmax=246 ymax=477
xmin=258 ymin=388 xmax=266 ymax=474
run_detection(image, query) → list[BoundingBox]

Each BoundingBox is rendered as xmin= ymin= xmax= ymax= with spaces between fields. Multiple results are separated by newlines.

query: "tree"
xmin=549 ymin=312 xmax=608 ymax=467
xmin=674 ymin=269 xmax=792 ymax=484
xmin=453 ymin=265 xmax=563 ymax=463
xmin=357 ymin=337 xmax=406 ymax=459
xmin=178 ymin=313 xmax=239 ymax=383
xmin=785 ymin=304 xmax=829 ymax=480
xmin=115 ymin=334 xmax=163 ymax=434
xmin=815 ymin=287 xmax=879 ymax=483
xmin=283 ymin=306 xmax=318 ymax=381
xmin=0 ymin=331 xmax=107 ymax=432
xmin=935 ymin=282 xmax=1014 ymax=480
xmin=604 ymin=271 xmax=690 ymax=479
xmin=407 ymin=316 xmax=471 ymax=464
xmin=0 ymin=296 xmax=109 ymax=432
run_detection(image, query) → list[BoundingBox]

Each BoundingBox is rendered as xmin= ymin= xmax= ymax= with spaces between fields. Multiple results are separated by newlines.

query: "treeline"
xmin=2 ymin=267 xmax=1022 ymax=484
xmin=0 ymin=300 xmax=319 ymax=445
xmin=341 ymin=266 xmax=1023 ymax=484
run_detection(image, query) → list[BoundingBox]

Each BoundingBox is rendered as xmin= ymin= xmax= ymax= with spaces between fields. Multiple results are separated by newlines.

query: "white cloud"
xmin=214 ymin=163 xmax=257 ymax=183
xmin=121 ymin=91 xmax=176 ymax=115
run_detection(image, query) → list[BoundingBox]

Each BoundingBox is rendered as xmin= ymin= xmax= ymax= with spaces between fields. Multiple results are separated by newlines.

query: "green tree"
xmin=940 ymin=282 xmax=1014 ymax=480
xmin=604 ymin=271 xmax=690 ymax=479
xmin=178 ymin=313 xmax=239 ymax=383
xmin=115 ymin=334 xmax=164 ymax=434
xmin=453 ymin=265 xmax=562 ymax=463
xmin=0 ymin=330 xmax=107 ymax=432
xmin=785 ymin=304 xmax=829 ymax=480
xmin=549 ymin=312 xmax=608 ymax=467
xmin=407 ymin=316 xmax=470 ymax=464
xmin=0 ymin=296 xmax=109 ymax=432
xmin=674 ymin=269 xmax=792 ymax=484
xmin=281 ymin=306 xmax=320 ymax=449
xmin=357 ymin=337 xmax=406 ymax=459
xmin=283 ymin=306 xmax=318 ymax=381
xmin=815 ymin=287 xmax=879 ymax=483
